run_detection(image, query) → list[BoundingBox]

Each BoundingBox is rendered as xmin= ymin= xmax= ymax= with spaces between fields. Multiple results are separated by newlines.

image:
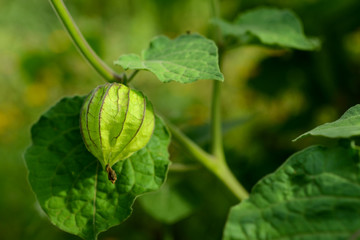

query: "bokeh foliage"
xmin=1 ymin=0 xmax=360 ymax=239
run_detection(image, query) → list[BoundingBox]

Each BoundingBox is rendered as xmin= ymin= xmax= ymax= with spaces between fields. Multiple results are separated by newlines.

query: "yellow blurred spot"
xmin=0 ymin=105 xmax=22 ymax=137
xmin=258 ymin=89 xmax=306 ymax=124
xmin=314 ymin=106 xmax=337 ymax=126
xmin=48 ymin=30 xmax=71 ymax=53
xmin=0 ymin=112 xmax=12 ymax=136
xmin=188 ymin=103 xmax=208 ymax=125
xmin=344 ymin=29 xmax=360 ymax=61
xmin=24 ymin=83 xmax=49 ymax=107
xmin=39 ymin=67 xmax=61 ymax=87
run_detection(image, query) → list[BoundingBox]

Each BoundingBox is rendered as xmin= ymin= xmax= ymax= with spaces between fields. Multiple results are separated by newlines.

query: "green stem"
xmin=126 ymin=70 xmax=139 ymax=84
xmin=210 ymin=0 xmax=225 ymax=162
xmin=167 ymin=122 xmax=216 ymax=170
xmin=49 ymin=0 xmax=124 ymax=83
xmin=213 ymin=160 xmax=249 ymax=201
xmin=167 ymin=122 xmax=249 ymax=200
xmin=210 ymin=0 xmax=220 ymax=21
xmin=208 ymin=0 xmax=248 ymax=199
xmin=210 ymin=80 xmax=225 ymax=162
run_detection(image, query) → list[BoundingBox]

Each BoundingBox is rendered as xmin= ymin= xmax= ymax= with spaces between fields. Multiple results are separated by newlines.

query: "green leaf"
xmin=25 ymin=96 xmax=171 ymax=240
xmin=223 ymin=145 xmax=360 ymax=240
xmin=114 ymin=34 xmax=224 ymax=83
xmin=213 ymin=7 xmax=320 ymax=51
xmin=294 ymin=105 xmax=360 ymax=141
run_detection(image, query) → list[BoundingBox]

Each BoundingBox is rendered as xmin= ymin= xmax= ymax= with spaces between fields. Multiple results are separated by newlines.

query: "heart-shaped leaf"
xmin=223 ymin=145 xmax=360 ymax=240
xmin=25 ymin=96 xmax=171 ymax=240
xmin=114 ymin=33 xmax=224 ymax=83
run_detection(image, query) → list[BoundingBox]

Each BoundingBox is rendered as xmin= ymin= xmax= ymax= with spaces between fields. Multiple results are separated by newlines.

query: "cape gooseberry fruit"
xmin=80 ymin=83 xmax=155 ymax=183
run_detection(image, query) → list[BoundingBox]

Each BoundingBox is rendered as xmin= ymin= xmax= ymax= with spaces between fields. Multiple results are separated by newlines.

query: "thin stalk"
xmin=126 ymin=70 xmax=139 ymax=84
xmin=210 ymin=0 xmax=220 ymax=21
xmin=210 ymin=0 xmax=225 ymax=161
xmin=210 ymin=80 xmax=225 ymax=161
xmin=213 ymin=161 xmax=250 ymax=200
xmin=166 ymin=122 xmax=217 ymax=171
xmin=49 ymin=0 xmax=124 ymax=83
xmin=167 ymin=122 xmax=249 ymax=200
xmin=208 ymin=0 xmax=249 ymax=199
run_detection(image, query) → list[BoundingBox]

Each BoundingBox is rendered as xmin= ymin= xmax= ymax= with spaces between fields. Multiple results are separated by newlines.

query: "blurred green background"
xmin=1 ymin=0 xmax=360 ymax=239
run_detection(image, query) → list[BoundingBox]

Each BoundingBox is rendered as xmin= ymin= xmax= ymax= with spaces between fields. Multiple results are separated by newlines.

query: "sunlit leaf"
xmin=114 ymin=34 xmax=224 ymax=83
xmin=223 ymin=145 xmax=360 ymax=240
xmin=25 ymin=96 xmax=171 ymax=240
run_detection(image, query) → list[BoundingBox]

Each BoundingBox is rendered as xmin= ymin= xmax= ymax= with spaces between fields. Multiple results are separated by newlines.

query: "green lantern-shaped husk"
xmin=80 ymin=83 xmax=155 ymax=183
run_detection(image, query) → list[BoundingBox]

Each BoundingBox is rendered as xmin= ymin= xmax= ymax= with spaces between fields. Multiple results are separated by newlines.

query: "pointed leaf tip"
xmin=294 ymin=104 xmax=360 ymax=141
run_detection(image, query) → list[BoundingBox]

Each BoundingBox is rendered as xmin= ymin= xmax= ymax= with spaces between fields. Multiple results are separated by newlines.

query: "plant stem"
xmin=167 ymin=122 xmax=249 ymax=200
xmin=167 ymin=122 xmax=216 ymax=170
xmin=212 ymin=160 xmax=249 ymax=201
xmin=210 ymin=0 xmax=220 ymax=21
xmin=210 ymin=0 xmax=225 ymax=162
xmin=208 ymin=0 xmax=249 ymax=199
xmin=210 ymin=80 xmax=225 ymax=162
xmin=126 ymin=70 xmax=139 ymax=84
xmin=49 ymin=0 xmax=124 ymax=83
